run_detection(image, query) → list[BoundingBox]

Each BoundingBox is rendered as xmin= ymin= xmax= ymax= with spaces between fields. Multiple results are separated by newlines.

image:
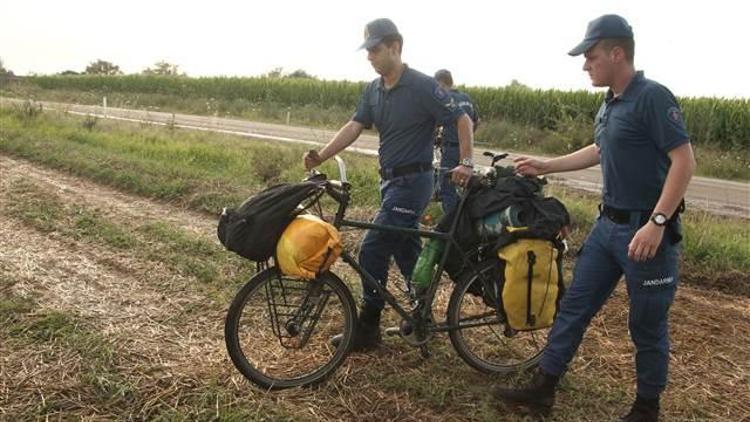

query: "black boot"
xmin=331 ymin=305 xmax=382 ymax=352
xmin=494 ymin=369 xmax=559 ymax=415
xmin=621 ymin=395 xmax=659 ymax=422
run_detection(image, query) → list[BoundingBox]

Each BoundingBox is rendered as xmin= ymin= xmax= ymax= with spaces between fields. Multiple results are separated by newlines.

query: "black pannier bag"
xmin=437 ymin=175 xmax=570 ymax=284
xmin=217 ymin=182 xmax=323 ymax=261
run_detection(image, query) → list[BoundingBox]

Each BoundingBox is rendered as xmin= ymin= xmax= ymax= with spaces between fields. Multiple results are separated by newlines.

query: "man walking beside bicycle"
xmin=303 ymin=18 xmax=475 ymax=351
xmin=495 ymin=15 xmax=695 ymax=421
xmin=434 ymin=69 xmax=481 ymax=215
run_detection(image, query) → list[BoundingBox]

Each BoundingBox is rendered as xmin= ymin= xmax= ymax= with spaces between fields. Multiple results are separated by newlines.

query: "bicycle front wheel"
xmin=225 ymin=267 xmax=357 ymax=389
xmin=447 ymin=260 xmax=548 ymax=374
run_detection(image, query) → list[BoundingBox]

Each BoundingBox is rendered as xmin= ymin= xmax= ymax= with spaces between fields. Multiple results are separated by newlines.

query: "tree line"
xmin=0 ymin=58 xmax=14 ymax=78
xmin=0 ymin=57 xmax=317 ymax=79
xmin=60 ymin=59 xmax=186 ymax=77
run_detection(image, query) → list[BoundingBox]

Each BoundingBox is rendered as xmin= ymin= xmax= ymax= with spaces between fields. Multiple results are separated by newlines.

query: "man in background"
xmin=434 ymin=69 xmax=480 ymax=215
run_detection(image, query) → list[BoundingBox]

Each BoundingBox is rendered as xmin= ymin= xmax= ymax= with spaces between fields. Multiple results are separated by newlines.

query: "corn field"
xmin=23 ymin=75 xmax=750 ymax=150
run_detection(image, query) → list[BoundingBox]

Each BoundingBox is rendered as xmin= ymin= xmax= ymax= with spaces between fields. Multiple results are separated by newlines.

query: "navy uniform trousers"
xmin=540 ymin=211 xmax=680 ymax=399
xmin=359 ymin=170 xmax=433 ymax=310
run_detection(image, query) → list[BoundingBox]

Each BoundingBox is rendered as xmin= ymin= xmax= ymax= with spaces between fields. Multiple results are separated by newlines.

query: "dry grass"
xmin=1 ymin=154 xmax=748 ymax=421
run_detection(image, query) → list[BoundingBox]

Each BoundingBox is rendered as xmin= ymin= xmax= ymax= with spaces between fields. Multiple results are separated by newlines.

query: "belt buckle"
xmin=601 ymin=205 xmax=628 ymax=224
xmin=614 ymin=209 xmax=630 ymax=224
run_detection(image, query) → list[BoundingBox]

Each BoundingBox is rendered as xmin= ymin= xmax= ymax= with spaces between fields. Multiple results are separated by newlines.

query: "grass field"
xmin=2 ymin=79 xmax=749 ymax=181
xmin=9 ymin=75 xmax=750 ymax=151
xmin=1 ymin=106 xmax=748 ymax=420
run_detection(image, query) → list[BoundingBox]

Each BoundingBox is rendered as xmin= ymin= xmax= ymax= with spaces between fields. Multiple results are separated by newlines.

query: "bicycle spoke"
xmin=225 ymin=269 xmax=356 ymax=389
xmin=448 ymin=262 xmax=547 ymax=374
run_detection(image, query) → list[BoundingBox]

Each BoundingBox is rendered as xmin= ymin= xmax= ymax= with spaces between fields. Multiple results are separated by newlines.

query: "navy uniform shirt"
xmin=353 ymin=65 xmax=465 ymax=169
xmin=594 ymin=71 xmax=690 ymax=210
xmin=442 ymin=89 xmax=480 ymax=145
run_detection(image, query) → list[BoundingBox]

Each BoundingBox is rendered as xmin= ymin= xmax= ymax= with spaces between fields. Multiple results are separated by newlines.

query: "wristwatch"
xmin=460 ymin=157 xmax=474 ymax=168
xmin=650 ymin=212 xmax=668 ymax=227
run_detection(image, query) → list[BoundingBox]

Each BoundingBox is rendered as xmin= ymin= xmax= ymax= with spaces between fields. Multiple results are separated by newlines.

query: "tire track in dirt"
xmin=0 ymin=155 xmax=234 ymax=416
xmin=0 ymin=155 xmax=217 ymax=238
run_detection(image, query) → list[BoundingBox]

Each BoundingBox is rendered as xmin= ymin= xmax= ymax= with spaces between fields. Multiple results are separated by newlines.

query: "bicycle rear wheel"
xmin=225 ymin=267 xmax=356 ymax=389
xmin=447 ymin=260 xmax=548 ymax=374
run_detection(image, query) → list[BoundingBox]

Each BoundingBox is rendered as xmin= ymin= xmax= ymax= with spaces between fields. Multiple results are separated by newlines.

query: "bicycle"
xmin=224 ymin=153 xmax=550 ymax=390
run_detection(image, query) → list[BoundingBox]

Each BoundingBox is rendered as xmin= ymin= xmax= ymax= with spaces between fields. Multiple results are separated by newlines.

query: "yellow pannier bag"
xmin=276 ymin=214 xmax=342 ymax=279
xmin=498 ymin=238 xmax=563 ymax=331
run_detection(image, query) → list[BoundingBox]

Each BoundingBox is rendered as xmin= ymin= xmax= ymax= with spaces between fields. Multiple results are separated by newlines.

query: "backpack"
xmin=496 ymin=229 xmax=565 ymax=331
xmin=276 ymin=214 xmax=342 ymax=279
xmin=217 ymin=182 xmax=323 ymax=261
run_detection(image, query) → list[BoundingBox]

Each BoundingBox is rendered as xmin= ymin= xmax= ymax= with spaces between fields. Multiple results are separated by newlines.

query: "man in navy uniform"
xmin=304 ymin=18 xmax=475 ymax=351
xmin=434 ymin=69 xmax=480 ymax=215
xmin=495 ymin=14 xmax=695 ymax=422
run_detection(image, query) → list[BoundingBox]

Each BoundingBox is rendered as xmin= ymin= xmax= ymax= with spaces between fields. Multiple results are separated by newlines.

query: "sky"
xmin=1 ymin=0 xmax=748 ymax=98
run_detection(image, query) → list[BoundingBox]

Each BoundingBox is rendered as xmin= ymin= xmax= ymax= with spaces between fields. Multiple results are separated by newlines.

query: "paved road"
xmin=2 ymin=97 xmax=748 ymax=218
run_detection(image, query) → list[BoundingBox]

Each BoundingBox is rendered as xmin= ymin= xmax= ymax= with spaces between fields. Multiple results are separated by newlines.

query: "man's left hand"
xmin=628 ymin=222 xmax=665 ymax=262
xmin=450 ymin=164 xmax=473 ymax=188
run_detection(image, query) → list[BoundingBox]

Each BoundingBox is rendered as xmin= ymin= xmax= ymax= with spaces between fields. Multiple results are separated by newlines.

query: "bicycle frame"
xmin=319 ymin=162 xmax=493 ymax=338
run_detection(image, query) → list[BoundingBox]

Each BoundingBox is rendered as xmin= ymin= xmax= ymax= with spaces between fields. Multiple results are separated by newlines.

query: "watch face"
xmin=653 ymin=214 xmax=667 ymax=225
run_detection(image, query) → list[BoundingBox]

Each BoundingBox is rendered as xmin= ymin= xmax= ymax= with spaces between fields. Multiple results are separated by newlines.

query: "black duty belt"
xmin=599 ymin=200 xmax=685 ymax=225
xmin=379 ymin=162 xmax=432 ymax=180
xmin=600 ymin=204 xmax=639 ymax=225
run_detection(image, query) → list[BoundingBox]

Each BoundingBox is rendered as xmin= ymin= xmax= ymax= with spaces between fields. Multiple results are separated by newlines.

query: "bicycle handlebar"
xmin=333 ymin=156 xmax=347 ymax=183
xmin=302 ymin=151 xmax=518 ymax=214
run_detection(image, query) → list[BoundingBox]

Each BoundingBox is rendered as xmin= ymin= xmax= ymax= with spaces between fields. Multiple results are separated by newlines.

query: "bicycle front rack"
xmin=264 ymin=274 xmax=331 ymax=349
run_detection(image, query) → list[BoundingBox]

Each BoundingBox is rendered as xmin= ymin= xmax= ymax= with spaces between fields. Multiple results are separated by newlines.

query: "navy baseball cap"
xmin=434 ymin=69 xmax=452 ymax=80
xmin=359 ymin=18 xmax=400 ymax=50
xmin=568 ymin=14 xmax=633 ymax=56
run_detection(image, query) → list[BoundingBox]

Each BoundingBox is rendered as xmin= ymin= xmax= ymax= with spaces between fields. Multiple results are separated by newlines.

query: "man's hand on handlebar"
xmin=303 ymin=150 xmax=324 ymax=171
xmin=450 ymin=164 xmax=473 ymax=188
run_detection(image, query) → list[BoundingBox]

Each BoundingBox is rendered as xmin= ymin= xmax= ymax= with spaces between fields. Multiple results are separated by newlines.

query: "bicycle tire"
xmin=447 ymin=260 xmax=547 ymax=374
xmin=225 ymin=267 xmax=357 ymax=389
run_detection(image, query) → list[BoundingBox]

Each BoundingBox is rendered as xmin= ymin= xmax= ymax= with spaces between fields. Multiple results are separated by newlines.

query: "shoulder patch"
xmin=667 ymin=106 xmax=684 ymax=124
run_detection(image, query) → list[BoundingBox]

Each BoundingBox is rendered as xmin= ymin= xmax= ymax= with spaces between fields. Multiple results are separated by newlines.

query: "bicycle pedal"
xmin=384 ymin=326 xmax=401 ymax=337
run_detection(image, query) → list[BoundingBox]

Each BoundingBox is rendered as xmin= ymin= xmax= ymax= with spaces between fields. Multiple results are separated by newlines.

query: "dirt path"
xmin=0 ymin=154 xmax=228 ymax=370
xmin=0 ymin=155 xmax=216 ymax=238
xmin=1 ymin=154 xmax=749 ymax=421
xmin=0 ymin=154 xmax=227 ymax=351
xmin=0 ymin=155 xmax=231 ymax=418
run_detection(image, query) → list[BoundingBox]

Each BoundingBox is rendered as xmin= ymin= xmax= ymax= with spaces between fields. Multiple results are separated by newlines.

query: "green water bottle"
xmin=411 ymin=239 xmax=445 ymax=292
